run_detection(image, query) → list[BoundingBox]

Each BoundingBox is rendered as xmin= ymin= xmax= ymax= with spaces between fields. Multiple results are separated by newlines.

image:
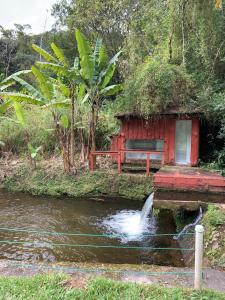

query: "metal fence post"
xmin=194 ymin=225 xmax=204 ymax=290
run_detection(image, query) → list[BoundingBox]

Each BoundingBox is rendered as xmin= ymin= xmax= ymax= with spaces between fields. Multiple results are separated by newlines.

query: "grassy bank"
xmin=0 ymin=274 xmax=224 ymax=300
xmin=202 ymin=204 xmax=225 ymax=268
xmin=0 ymin=159 xmax=152 ymax=201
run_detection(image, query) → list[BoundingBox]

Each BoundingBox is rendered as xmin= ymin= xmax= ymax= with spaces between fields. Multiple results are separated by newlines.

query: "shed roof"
xmin=115 ymin=110 xmax=203 ymax=120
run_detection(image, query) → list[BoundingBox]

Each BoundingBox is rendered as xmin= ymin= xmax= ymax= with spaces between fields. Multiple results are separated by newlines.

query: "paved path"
xmin=0 ymin=260 xmax=224 ymax=292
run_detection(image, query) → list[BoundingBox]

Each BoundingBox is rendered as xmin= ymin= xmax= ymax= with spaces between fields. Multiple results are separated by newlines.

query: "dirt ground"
xmin=0 ymin=260 xmax=224 ymax=292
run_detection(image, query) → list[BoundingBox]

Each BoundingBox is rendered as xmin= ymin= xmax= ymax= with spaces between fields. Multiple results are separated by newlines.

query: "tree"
xmin=31 ymin=41 xmax=82 ymax=168
xmin=0 ymin=69 xmax=73 ymax=172
xmin=119 ymin=59 xmax=196 ymax=116
xmin=34 ymin=30 xmax=122 ymax=153
xmin=0 ymin=25 xmax=35 ymax=77
xmin=74 ymin=30 xmax=122 ymax=152
xmin=52 ymin=0 xmax=137 ymax=56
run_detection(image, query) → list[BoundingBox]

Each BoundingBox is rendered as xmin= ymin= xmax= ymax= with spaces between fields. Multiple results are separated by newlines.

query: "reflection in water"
xmin=0 ymin=190 xmax=185 ymax=266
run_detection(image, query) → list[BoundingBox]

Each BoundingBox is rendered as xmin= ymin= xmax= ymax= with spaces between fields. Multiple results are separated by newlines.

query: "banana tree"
xmin=31 ymin=43 xmax=82 ymax=166
xmin=34 ymin=30 xmax=123 ymax=153
xmin=0 ymin=70 xmax=31 ymax=114
xmin=75 ymin=29 xmax=123 ymax=152
xmin=0 ymin=68 xmax=74 ymax=172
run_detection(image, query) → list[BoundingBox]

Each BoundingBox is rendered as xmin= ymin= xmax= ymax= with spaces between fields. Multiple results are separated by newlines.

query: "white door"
xmin=175 ymin=120 xmax=192 ymax=165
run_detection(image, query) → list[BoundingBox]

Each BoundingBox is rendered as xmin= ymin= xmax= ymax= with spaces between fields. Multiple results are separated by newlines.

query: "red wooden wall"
xmin=121 ymin=119 xmax=166 ymax=140
xmin=110 ymin=117 xmax=200 ymax=166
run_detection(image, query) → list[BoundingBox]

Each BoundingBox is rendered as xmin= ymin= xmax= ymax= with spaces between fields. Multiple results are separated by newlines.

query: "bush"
xmin=203 ymin=204 xmax=225 ymax=228
xmin=119 ymin=58 xmax=196 ymax=116
xmin=0 ymin=107 xmax=56 ymax=155
xmin=96 ymin=104 xmax=120 ymax=150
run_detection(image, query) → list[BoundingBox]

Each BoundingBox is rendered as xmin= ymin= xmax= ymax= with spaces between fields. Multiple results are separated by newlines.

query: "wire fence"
xmin=0 ymin=226 xmax=195 ymax=238
xmin=0 ymin=225 xmax=204 ymax=289
xmin=7 ymin=262 xmax=195 ymax=277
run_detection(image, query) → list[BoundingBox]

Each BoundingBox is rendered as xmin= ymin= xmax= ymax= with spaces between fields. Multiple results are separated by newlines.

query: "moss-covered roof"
xmin=115 ymin=109 xmax=203 ymax=119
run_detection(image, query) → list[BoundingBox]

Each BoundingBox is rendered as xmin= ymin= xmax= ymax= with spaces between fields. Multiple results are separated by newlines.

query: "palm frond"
xmin=99 ymin=45 xmax=108 ymax=69
xmin=51 ymin=43 xmax=68 ymax=66
xmin=92 ymin=38 xmax=102 ymax=83
xmin=31 ymin=66 xmax=53 ymax=100
xmin=58 ymin=83 xmax=70 ymax=97
xmin=100 ymin=64 xmax=116 ymax=89
xmin=32 ymin=44 xmax=57 ymax=62
xmin=1 ymin=70 xmax=31 ymax=85
xmin=99 ymin=50 xmax=122 ymax=88
xmin=0 ymin=92 xmax=44 ymax=105
xmin=36 ymin=62 xmax=68 ymax=76
xmin=75 ymin=29 xmax=94 ymax=80
xmin=13 ymin=101 xmax=26 ymax=127
xmin=0 ymin=83 xmax=14 ymax=91
xmin=42 ymin=99 xmax=70 ymax=108
xmin=100 ymin=84 xmax=123 ymax=96
xmin=12 ymin=76 xmax=43 ymax=99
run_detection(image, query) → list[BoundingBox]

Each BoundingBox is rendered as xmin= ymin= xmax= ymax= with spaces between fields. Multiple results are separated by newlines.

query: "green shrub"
xmin=204 ymin=204 xmax=225 ymax=227
xmin=119 ymin=59 xmax=196 ymax=116
xmin=0 ymin=107 xmax=56 ymax=155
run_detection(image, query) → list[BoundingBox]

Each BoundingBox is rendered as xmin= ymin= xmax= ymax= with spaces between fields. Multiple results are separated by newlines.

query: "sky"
xmin=0 ymin=0 xmax=58 ymax=34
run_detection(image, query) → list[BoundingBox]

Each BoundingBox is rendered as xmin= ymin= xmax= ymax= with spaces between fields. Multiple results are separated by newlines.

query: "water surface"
xmin=0 ymin=190 xmax=186 ymax=266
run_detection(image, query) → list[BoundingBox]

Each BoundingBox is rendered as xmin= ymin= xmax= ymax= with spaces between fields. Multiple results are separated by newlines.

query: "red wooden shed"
xmin=89 ymin=111 xmax=225 ymax=194
xmin=110 ymin=111 xmax=201 ymax=167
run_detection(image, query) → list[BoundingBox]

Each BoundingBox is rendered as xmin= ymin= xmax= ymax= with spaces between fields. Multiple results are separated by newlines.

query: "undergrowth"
xmin=202 ymin=204 xmax=225 ymax=267
xmin=1 ymin=164 xmax=152 ymax=201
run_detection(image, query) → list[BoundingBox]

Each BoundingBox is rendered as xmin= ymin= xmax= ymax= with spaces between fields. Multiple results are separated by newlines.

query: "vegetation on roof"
xmin=118 ymin=59 xmax=197 ymax=117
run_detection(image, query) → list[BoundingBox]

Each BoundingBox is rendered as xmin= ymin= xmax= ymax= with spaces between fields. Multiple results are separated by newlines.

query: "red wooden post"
xmin=146 ymin=153 xmax=150 ymax=176
xmin=89 ymin=153 xmax=95 ymax=171
xmin=117 ymin=151 xmax=121 ymax=175
xmin=119 ymin=133 xmax=125 ymax=163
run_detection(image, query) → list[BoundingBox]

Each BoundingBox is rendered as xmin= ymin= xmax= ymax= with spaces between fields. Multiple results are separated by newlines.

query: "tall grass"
xmin=0 ymin=107 xmax=56 ymax=155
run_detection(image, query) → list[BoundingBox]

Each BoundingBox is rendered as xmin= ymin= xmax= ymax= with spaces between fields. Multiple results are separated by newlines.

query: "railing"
xmin=89 ymin=149 xmax=165 ymax=176
xmin=0 ymin=225 xmax=204 ymax=289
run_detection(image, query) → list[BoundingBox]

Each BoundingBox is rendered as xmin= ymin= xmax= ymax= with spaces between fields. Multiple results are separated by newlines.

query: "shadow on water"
xmin=0 ymin=190 xmax=194 ymax=267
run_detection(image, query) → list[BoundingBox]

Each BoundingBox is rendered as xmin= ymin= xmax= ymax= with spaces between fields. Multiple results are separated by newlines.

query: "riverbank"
xmin=202 ymin=204 xmax=225 ymax=268
xmin=0 ymin=157 xmax=152 ymax=201
xmin=1 ymin=156 xmax=225 ymax=269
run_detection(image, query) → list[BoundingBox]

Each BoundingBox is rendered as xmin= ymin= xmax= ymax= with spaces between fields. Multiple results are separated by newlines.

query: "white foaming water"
xmin=102 ymin=193 xmax=155 ymax=243
xmin=140 ymin=193 xmax=154 ymax=223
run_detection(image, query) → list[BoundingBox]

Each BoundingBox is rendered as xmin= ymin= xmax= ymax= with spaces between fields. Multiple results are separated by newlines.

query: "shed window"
xmin=126 ymin=139 xmax=164 ymax=160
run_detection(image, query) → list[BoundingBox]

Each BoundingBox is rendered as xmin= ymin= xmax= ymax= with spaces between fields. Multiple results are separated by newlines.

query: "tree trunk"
xmin=181 ymin=0 xmax=188 ymax=66
xmin=70 ymin=87 xmax=75 ymax=167
xmin=80 ymin=129 xmax=85 ymax=163
xmin=62 ymin=141 xmax=71 ymax=172
xmin=168 ymin=30 xmax=173 ymax=62
xmin=88 ymin=104 xmax=98 ymax=168
xmin=90 ymin=105 xmax=97 ymax=152
xmin=55 ymin=120 xmax=72 ymax=173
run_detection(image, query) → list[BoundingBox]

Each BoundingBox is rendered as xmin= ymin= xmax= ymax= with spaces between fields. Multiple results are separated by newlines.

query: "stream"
xmin=0 ymin=190 xmax=188 ymax=266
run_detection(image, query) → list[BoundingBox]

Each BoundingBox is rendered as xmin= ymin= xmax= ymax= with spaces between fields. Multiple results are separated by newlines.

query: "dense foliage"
xmin=0 ymin=29 xmax=121 ymax=172
xmin=1 ymin=0 xmax=225 ymax=166
xmin=119 ymin=59 xmax=196 ymax=116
